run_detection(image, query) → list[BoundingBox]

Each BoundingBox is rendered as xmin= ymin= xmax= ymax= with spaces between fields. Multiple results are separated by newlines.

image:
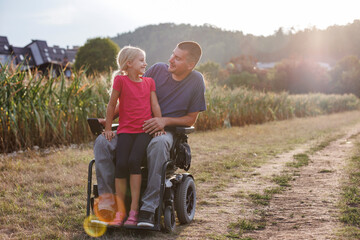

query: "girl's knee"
xmin=128 ymin=158 xmax=142 ymax=174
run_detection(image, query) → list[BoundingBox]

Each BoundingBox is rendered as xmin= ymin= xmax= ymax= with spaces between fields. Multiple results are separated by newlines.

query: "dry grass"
xmin=1 ymin=111 xmax=360 ymax=239
xmin=0 ymin=146 xmax=93 ymax=239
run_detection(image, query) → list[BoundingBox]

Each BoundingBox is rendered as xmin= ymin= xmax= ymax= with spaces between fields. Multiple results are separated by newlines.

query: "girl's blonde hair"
xmin=112 ymin=46 xmax=145 ymax=77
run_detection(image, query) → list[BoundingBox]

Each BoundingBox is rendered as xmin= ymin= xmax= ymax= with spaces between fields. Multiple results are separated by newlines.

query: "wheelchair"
xmin=86 ymin=118 xmax=196 ymax=233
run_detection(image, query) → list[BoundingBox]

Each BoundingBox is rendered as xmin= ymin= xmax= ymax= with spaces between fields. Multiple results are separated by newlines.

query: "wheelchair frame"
xmin=86 ymin=119 xmax=196 ymax=232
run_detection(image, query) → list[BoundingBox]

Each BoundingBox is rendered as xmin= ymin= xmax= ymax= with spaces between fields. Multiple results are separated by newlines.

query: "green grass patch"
xmin=249 ymin=193 xmax=271 ymax=206
xmin=286 ymin=153 xmax=310 ymax=168
xmin=227 ymin=218 xmax=265 ymax=238
xmin=272 ymin=174 xmax=293 ymax=187
xmin=264 ymin=186 xmax=284 ymax=195
xmin=308 ymin=134 xmax=342 ymax=154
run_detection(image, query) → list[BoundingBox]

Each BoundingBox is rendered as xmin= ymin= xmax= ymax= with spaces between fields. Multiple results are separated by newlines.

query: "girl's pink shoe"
xmin=108 ymin=211 xmax=126 ymax=226
xmin=124 ymin=210 xmax=138 ymax=226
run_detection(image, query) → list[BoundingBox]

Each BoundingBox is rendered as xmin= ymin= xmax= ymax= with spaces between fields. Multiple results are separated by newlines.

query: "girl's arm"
xmin=98 ymin=102 xmax=120 ymax=126
xmin=150 ymin=91 xmax=165 ymax=136
xmin=104 ymin=89 xmax=120 ymax=141
xmin=150 ymin=91 xmax=161 ymax=118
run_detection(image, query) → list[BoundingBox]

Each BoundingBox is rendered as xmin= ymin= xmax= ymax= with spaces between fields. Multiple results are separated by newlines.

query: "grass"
xmin=286 ymin=153 xmax=310 ymax=168
xmin=248 ymin=193 xmax=272 ymax=206
xmin=226 ymin=217 xmax=266 ymax=239
xmin=339 ymin=138 xmax=360 ymax=238
xmin=2 ymin=111 xmax=360 ymax=239
xmin=307 ymin=134 xmax=342 ymax=154
xmin=272 ymin=174 xmax=293 ymax=187
xmin=0 ymin=147 xmax=93 ymax=239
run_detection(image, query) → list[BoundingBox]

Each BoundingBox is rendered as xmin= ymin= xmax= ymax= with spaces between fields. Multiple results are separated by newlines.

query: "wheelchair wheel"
xmin=164 ymin=206 xmax=176 ymax=233
xmin=175 ymin=176 xmax=196 ymax=224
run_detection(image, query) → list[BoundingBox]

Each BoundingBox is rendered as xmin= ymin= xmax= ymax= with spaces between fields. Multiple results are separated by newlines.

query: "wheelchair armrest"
xmin=87 ymin=118 xmax=103 ymax=136
xmin=87 ymin=118 xmax=118 ymax=136
xmin=111 ymin=123 xmax=119 ymax=131
xmin=175 ymin=126 xmax=195 ymax=134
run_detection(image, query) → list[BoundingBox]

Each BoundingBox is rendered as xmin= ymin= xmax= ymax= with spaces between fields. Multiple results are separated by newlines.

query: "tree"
xmin=74 ymin=37 xmax=120 ymax=75
xmin=196 ymin=61 xmax=221 ymax=84
xmin=224 ymin=71 xmax=259 ymax=89
xmin=269 ymin=58 xmax=330 ymax=94
xmin=330 ymin=55 xmax=360 ymax=96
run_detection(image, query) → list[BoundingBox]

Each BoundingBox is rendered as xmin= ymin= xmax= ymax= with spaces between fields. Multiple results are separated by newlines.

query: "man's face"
xmin=168 ymin=47 xmax=193 ymax=75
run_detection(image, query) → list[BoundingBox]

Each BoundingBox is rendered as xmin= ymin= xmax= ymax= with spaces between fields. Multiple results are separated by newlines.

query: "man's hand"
xmin=143 ymin=117 xmax=166 ymax=135
xmin=98 ymin=118 xmax=106 ymax=127
xmin=153 ymin=129 xmax=166 ymax=137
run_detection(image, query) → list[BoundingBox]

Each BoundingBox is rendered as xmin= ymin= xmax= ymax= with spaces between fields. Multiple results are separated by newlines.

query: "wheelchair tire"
xmin=164 ymin=206 xmax=176 ymax=233
xmin=175 ymin=176 xmax=196 ymax=224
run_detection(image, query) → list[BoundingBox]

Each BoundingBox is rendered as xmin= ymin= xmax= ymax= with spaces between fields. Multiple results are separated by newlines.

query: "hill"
xmin=111 ymin=21 xmax=360 ymax=67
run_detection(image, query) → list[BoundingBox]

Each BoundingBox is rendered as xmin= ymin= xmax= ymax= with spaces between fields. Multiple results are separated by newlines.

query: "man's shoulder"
xmin=190 ymin=70 xmax=204 ymax=80
xmin=144 ymin=63 xmax=169 ymax=78
xmin=188 ymin=70 xmax=205 ymax=86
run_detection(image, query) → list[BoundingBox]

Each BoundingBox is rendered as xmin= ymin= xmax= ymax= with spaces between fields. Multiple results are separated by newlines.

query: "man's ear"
xmin=187 ymin=61 xmax=196 ymax=70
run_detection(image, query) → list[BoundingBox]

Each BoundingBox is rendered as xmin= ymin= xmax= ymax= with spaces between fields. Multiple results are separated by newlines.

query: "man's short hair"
xmin=177 ymin=41 xmax=202 ymax=66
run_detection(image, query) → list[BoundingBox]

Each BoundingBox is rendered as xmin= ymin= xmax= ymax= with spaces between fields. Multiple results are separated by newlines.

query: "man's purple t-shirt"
xmin=143 ymin=63 xmax=206 ymax=117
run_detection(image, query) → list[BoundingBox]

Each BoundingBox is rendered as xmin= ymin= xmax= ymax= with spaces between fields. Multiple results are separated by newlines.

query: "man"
xmin=94 ymin=41 xmax=206 ymax=227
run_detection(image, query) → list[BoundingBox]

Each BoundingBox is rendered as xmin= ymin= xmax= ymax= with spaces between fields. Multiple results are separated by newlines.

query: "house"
xmin=0 ymin=36 xmax=78 ymax=76
xmin=256 ymin=62 xmax=277 ymax=70
xmin=0 ymin=36 xmax=13 ymax=66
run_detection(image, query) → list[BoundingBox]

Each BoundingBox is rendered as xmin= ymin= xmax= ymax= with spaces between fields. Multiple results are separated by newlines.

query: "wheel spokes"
xmin=186 ymin=187 xmax=194 ymax=214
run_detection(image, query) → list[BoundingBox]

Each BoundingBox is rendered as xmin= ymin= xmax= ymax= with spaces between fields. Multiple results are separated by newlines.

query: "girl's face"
xmin=128 ymin=52 xmax=147 ymax=75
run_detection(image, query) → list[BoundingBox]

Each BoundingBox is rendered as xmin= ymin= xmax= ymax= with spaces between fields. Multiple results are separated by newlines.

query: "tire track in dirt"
xmin=177 ymin=141 xmax=317 ymax=239
xmin=244 ymin=124 xmax=360 ymax=240
xmin=178 ymin=123 xmax=360 ymax=240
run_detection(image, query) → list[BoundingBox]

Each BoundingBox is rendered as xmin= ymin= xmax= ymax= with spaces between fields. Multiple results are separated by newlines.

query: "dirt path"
xmin=177 ymin=123 xmax=360 ymax=240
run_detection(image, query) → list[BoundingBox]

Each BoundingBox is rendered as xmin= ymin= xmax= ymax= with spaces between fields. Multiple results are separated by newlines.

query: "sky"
xmin=1 ymin=0 xmax=359 ymax=49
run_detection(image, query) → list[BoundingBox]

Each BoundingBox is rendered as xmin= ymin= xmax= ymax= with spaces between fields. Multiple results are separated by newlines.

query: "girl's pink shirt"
xmin=112 ymin=75 xmax=156 ymax=134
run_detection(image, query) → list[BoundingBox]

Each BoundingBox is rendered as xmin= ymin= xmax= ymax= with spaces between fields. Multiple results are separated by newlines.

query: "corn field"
xmin=1 ymin=64 xmax=109 ymax=153
xmin=195 ymin=86 xmax=360 ymax=130
xmin=1 ymin=65 xmax=359 ymax=152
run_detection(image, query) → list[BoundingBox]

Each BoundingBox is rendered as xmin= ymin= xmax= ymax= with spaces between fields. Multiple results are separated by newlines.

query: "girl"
xmin=103 ymin=46 xmax=164 ymax=226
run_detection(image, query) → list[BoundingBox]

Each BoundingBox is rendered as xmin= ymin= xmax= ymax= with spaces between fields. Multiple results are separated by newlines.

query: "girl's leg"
xmin=114 ymin=178 xmax=127 ymax=212
xmin=128 ymin=133 xmax=152 ymax=211
xmin=129 ymin=174 xmax=141 ymax=211
xmin=111 ymin=133 xmax=134 ymax=225
xmin=124 ymin=174 xmax=141 ymax=226
xmin=110 ymin=177 xmax=127 ymax=225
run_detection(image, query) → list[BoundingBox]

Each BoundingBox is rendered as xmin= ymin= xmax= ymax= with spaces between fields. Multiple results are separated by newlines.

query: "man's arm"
xmin=143 ymin=112 xmax=199 ymax=135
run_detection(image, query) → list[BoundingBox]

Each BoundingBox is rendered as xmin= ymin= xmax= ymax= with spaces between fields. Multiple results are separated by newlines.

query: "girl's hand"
xmin=103 ymin=130 xmax=115 ymax=141
xmin=153 ymin=130 xmax=166 ymax=137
